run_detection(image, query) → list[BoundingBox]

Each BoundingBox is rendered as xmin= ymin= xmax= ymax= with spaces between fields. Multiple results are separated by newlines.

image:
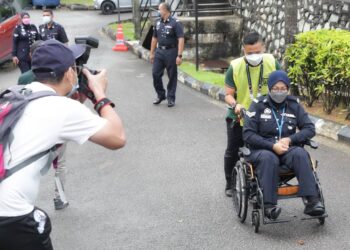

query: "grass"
xmin=179 ymin=62 xmax=225 ymax=87
xmin=60 ymin=0 xmax=93 ymax=6
xmin=108 ymin=22 xmax=136 ymax=40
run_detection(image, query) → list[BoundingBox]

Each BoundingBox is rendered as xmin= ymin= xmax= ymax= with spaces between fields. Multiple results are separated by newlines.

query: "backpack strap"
xmin=4 ymin=145 xmax=60 ymax=180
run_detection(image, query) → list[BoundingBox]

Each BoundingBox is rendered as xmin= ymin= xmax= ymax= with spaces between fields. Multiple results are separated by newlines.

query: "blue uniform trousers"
xmin=152 ymin=47 xmax=178 ymax=102
xmin=18 ymin=59 xmax=31 ymax=74
xmin=247 ymin=146 xmax=318 ymax=205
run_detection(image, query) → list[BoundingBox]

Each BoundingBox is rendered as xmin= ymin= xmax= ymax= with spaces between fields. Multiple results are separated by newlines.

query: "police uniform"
xmin=39 ymin=22 xmax=68 ymax=44
xmin=224 ymin=55 xmax=280 ymax=193
xmin=12 ymin=24 xmax=40 ymax=73
xmin=152 ymin=16 xmax=184 ymax=103
xmin=243 ymin=95 xmax=318 ymax=205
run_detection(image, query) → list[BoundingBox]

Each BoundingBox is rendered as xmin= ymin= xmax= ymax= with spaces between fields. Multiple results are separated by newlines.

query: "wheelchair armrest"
xmin=305 ymin=139 xmax=318 ymax=149
xmin=239 ymin=146 xmax=251 ymax=157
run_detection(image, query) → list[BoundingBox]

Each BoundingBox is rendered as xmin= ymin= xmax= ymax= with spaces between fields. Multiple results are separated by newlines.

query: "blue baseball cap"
xmin=32 ymin=40 xmax=85 ymax=78
xmin=267 ymin=70 xmax=291 ymax=90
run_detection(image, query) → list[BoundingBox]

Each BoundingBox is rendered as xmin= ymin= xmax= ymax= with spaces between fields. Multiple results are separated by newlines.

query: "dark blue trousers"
xmin=247 ymin=146 xmax=318 ymax=205
xmin=18 ymin=59 xmax=31 ymax=74
xmin=152 ymin=48 xmax=178 ymax=102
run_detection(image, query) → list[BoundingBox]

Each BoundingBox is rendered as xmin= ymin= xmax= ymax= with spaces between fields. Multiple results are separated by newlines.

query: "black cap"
xmin=32 ymin=40 xmax=85 ymax=78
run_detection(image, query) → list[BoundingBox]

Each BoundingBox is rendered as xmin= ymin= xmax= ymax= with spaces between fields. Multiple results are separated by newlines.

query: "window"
xmin=0 ymin=1 xmax=16 ymax=23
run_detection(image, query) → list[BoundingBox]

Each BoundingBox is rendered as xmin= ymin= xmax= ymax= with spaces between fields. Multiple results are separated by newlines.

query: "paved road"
xmin=1 ymin=10 xmax=350 ymax=250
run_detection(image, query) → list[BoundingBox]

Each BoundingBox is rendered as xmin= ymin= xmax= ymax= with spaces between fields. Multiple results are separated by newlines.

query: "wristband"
xmin=177 ymin=55 xmax=182 ymax=58
xmin=94 ymin=98 xmax=115 ymax=115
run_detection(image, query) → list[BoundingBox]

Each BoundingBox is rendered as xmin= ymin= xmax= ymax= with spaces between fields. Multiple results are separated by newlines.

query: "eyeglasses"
xmin=271 ymin=87 xmax=288 ymax=93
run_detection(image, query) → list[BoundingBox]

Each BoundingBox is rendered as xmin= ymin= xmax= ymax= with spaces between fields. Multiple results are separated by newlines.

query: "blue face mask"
xmin=66 ymin=75 xmax=79 ymax=98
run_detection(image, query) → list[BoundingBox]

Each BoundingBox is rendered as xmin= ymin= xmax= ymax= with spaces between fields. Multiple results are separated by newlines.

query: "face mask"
xmin=66 ymin=73 xmax=79 ymax=98
xmin=245 ymin=53 xmax=263 ymax=66
xmin=269 ymin=91 xmax=288 ymax=104
xmin=157 ymin=11 xmax=161 ymax=17
xmin=22 ymin=18 xmax=30 ymax=25
xmin=43 ymin=16 xmax=52 ymax=24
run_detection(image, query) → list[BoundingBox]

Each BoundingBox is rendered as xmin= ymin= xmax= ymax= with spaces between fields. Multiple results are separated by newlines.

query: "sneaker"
xmin=54 ymin=198 xmax=69 ymax=210
xmin=225 ymin=182 xmax=232 ymax=197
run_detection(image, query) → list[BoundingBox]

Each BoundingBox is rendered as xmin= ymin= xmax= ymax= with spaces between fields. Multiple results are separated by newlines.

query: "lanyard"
xmin=246 ymin=63 xmax=264 ymax=100
xmin=271 ymin=107 xmax=285 ymax=140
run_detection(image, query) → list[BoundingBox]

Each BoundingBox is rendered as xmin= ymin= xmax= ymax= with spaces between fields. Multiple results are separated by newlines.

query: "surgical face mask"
xmin=43 ymin=16 xmax=52 ymax=24
xmin=66 ymin=73 xmax=79 ymax=98
xmin=22 ymin=18 xmax=30 ymax=25
xmin=269 ymin=91 xmax=288 ymax=104
xmin=245 ymin=53 xmax=263 ymax=66
xmin=157 ymin=11 xmax=161 ymax=17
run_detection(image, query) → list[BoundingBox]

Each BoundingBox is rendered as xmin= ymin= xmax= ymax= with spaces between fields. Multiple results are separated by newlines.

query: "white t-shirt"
xmin=0 ymin=82 xmax=107 ymax=217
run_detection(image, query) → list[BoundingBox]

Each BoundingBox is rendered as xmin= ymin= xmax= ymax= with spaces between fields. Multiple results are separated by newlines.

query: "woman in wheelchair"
xmin=242 ymin=70 xmax=325 ymax=220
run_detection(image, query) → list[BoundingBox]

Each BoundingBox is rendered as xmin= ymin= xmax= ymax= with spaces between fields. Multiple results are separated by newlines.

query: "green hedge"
xmin=285 ymin=29 xmax=350 ymax=114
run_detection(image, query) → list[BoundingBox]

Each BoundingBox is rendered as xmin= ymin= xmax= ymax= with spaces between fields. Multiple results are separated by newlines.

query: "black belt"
xmin=158 ymin=45 xmax=177 ymax=50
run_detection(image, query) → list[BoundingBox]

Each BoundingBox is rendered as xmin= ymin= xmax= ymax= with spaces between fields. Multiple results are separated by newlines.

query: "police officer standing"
xmin=243 ymin=70 xmax=325 ymax=220
xmin=223 ymin=32 xmax=280 ymax=197
xmin=150 ymin=2 xmax=184 ymax=107
xmin=12 ymin=12 xmax=40 ymax=73
xmin=39 ymin=9 xmax=68 ymax=44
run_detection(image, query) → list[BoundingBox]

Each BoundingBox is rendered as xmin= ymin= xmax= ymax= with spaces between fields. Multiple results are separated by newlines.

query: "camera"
xmin=74 ymin=36 xmax=99 ymax=103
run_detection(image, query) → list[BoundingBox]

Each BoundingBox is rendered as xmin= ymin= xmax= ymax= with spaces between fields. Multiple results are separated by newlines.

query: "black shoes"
xmin=304 ymin=197 xmax=325 ymax=216
xmin=167 ymin=100 xmax=175 ymax=107
xmin=225 ymin=182 xmax=232 ymax=197
xmin=264 ymin=205 xmax=282 ymax=220
xmin=153 ymin=96 xmax=166 ymax=105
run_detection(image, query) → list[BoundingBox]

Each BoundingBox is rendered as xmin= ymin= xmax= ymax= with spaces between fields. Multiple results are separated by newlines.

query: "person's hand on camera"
xmin=82 ymin=68 xmax=107 ymax=101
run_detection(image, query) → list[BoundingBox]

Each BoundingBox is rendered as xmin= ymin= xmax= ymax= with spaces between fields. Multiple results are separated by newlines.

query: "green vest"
xmin=226 ymin=54 xmax=277 ymax=121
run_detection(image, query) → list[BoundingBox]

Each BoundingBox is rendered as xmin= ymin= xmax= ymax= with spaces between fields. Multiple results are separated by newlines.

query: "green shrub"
xmin=285 ymin=29 xmax=350 ymax=114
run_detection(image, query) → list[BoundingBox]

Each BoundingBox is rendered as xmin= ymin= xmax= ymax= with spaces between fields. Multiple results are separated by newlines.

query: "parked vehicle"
xmin=94 ymin=0 xmax=160 ymax=15
xmin=0 ymin=0 xmax=20 ymax=64
xmin=32 ymin=0 xmax=60 ymax=8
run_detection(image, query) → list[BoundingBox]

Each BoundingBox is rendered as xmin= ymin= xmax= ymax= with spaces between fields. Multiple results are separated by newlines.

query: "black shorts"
xmin=0 ymin=207 xmax=53 ymax=250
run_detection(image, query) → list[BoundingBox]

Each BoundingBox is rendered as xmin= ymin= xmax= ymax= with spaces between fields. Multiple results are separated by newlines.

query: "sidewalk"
xmin=102 ymin=26 xmax=350 ymax=146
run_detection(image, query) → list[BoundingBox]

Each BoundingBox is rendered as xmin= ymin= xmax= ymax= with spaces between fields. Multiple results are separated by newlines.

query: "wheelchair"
xmin=231 ymin=140 xmax=328 ymax=233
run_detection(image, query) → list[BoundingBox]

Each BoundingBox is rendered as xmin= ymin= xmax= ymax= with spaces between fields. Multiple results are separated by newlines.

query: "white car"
xmin=94 ymin=0 xmax=161 ymax=15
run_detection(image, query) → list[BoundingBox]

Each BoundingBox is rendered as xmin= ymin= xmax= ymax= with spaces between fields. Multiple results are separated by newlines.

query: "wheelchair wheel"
xmin=231 ymin=162 xmax=248 ymax=223
xmin=252 ymin=211 xmax=260 ymax=233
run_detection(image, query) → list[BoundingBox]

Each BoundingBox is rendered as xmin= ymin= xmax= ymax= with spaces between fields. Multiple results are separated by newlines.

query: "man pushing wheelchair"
xmin=242 ymin=70 xmax=325 ymax=220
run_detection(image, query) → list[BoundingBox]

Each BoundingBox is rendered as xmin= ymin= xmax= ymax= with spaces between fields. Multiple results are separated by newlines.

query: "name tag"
xmin=260 ymin=114 xmax=272 ymax=119
xmin=284 ymin=113 xmax=296 ymax=118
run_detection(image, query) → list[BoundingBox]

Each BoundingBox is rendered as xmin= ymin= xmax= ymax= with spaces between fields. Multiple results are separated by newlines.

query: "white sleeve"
xmin=59 ymin=100 xmax=107 ymax=145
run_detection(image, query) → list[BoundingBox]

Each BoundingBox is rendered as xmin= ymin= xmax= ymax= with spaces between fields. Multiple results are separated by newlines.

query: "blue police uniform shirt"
xmin=153 ymin=16 xmax=184 ymax=47
xmin=39 ymin=22 xmax=69 ymax=44
xmin=12 ymin=24 xmax=40 ymax=60
xmin=243 ymin=95 xmax=315 ymax=150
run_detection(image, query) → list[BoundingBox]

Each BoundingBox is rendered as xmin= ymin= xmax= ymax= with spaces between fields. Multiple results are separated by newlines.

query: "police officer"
xmin=12 ymin=12 xmax=40 ymax=73
xmin=243 ymin=70 xmax=325 ymax=220
xmin=223 ymin=32 xmax=280 ymax=197
xmin=39 ymin=9 xmax=68 ymax=44
xmin=150 ymin=2 xmax=184 ymax=107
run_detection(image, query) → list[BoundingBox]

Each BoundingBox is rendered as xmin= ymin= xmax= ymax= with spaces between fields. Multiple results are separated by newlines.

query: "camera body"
xmin=74 ymin=36 xmax=99 ymax=103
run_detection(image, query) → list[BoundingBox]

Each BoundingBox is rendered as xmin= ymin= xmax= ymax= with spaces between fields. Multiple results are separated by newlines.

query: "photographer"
xmin=18 ymin=41 xmax=87 ymax=210
xmin=0 ymin=40 xmax=126 ymax=250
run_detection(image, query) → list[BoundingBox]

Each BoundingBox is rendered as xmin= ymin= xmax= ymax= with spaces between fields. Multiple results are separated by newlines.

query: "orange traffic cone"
xmin=112 ymin=23 xmax=128 ymax=51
